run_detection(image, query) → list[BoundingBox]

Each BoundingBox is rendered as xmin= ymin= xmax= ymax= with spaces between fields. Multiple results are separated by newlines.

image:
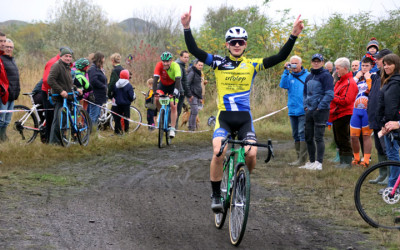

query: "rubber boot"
xmin=369 ymin=154 xmax=388 ymax=184
xmin=0 ymin=126 xmax=6 ymax=142
xmin=335 ymin=154 xmax=352 ymax=169
xmin=288 ymin=141 xmax=300 ymax=166
xmin=329 ymin=148 xmax=340 ymax=163
xmin=378 ymin=167 xmax=390 ymax=185
xmin=289 ymin=141 xmax=308 ymax=166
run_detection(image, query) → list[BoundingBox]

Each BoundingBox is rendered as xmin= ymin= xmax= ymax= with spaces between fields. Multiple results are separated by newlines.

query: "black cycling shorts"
xmin=213 ymin=111 xmax=256 ymax=141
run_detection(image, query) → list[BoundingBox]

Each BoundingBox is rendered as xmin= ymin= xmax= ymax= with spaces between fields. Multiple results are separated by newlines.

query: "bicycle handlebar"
xmin=216 ymin=133 xmax=274 ymax=163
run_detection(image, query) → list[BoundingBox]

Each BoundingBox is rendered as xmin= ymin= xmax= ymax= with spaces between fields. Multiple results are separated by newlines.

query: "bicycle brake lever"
xmin=264 ymin=139 xmax=274 ymax=163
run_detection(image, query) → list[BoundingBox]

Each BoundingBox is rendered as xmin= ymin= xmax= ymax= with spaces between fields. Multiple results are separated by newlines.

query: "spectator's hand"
xmin=355 ymin=71 xmax=363 ymax=79
xmin=384 ymin=121 xmax=400 ymax=133
xmin=364 ymin=71 xmax=371 ymax=80
xmin=200 ymin=99 xmax=204 ymax=104
xmin=291 ymin=15 xmax=304 ymax=37
xmin=60 ymin=90 xmax=68 ymax=98
xmin=189 ymin=96 xmax=193 ymax=102
xmin=204 ymin=79 xmax=208 ymax=85
xmin=284 ymin=62 xmax=290 ymax=69
xmin=181 ymin=6 xmax=192 ymax=29
xmin=77 ymin=88 xmax=83 ymax=96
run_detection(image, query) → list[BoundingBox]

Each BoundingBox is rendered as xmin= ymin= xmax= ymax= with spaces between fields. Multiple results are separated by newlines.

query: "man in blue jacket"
xmin=280 ymin=55 xmax=309 ymax=166
xmin=300 ymin=53 xmax=334 ymax=170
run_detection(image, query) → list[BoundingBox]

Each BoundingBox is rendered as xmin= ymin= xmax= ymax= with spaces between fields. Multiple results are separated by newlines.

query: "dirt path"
xmin=0 ymin=141 xmax=378 ymax=249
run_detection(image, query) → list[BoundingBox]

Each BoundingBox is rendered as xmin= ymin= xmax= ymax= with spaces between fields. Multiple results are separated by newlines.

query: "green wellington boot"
xmin=369 ymin=154 xmax=388 ymax=184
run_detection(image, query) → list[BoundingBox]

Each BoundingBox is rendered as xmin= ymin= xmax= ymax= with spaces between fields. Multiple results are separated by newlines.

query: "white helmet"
xmin=225 ymin=27 xmax=248 ymax=42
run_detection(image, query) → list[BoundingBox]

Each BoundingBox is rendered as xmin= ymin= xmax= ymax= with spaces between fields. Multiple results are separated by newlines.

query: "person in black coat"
xmin=88 ymin=52 xmax=107 ymax=126
xmin=377 ymin=54 xmax=400 ymax=189
xmin=0 ymin=39 xmax=20 ymax=141
xmin=186 ymin=59 xmax=204 ymax=131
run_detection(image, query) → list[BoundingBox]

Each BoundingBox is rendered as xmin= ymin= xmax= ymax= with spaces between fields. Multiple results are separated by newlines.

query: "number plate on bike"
xmin=159 ymin=97 xmax=170 ymax=106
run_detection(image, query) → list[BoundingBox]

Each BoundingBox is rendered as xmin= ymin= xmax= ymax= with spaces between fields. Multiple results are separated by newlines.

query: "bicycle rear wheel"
xmin=58 ymin=107 xmax=72 ymax=147
xmin=77 ymin=108 xmax=90 ymax=146
xmin=10 ymin=105 xmax=39 ymax=144
xmin=215 ymin=158 xmax=230 ymax=229
xmin=229 ymin=163 xmax=250 ymax=246
xmin=128 ymin=105 xmax=142 ymax=132
xmin=158 ymin=109 xmax=165 ymax=148
xmin=354 ymin=161 xmax=400 ymax=229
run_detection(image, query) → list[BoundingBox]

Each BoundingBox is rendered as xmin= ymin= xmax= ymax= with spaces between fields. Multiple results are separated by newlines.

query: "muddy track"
xmin=0 ymin=141 xmax=378 ymax=249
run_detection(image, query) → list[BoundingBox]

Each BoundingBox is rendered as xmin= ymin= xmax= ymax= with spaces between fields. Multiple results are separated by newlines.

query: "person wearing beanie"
xmin=113 ymin=69 xmax=135 ymax=134
xmin=358 ymin=37 xmax=379 ymax=73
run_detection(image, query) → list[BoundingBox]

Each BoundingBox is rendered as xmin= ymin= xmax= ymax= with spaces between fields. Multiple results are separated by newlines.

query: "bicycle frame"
xmin=18 ymin=94 xmax=43 ymax=132
xmin=60 ymin=91 xmax=86 ymax=134
xmin=157 ymin=95 xmax=171 ymax=132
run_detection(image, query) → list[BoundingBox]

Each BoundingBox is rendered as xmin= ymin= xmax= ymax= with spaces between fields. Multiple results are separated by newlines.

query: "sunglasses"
xmin=228 ymin=40 xmax=246 ymax=46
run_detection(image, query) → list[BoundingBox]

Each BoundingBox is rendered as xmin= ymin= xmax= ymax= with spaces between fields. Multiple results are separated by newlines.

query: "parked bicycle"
xmin=55 ymin=89 xmax=90 ymax=147
xmin=97 ymin=100 xmax=142 ymax=133
xmin=354 ymin=130 xmax=400 ymax=230
xmin=9 ymin=92 xmax=46 ymax=144
xmin=215 ymin=133 xmax=274 ymax=246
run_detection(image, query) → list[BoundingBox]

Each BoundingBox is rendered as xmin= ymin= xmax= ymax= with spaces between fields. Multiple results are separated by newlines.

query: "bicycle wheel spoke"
xmin=9 ymin=105 xmax=39 ymax=144
xmin=129 ymin=106 xmax=142 ymax=132
xmin=77 ymin=109 xmax=90 ymax=146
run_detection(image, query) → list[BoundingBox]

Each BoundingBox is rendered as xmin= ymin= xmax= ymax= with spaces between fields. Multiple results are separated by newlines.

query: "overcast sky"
xmin=0 ymin=0 xmax=398 ymax=28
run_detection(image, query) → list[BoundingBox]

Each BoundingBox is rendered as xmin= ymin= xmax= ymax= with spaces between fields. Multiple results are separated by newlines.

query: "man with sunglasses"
xmin=153 ymin=51 xmax=182 ymax=138
xmin=181 ymin=6 xmax=304 ymax=213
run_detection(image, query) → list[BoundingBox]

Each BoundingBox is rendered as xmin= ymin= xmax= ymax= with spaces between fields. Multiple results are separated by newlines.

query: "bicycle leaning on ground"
xmin=97 ymin=100 xmax=142 ymax=133
xmin=214 ymin=133 xmax=274 ymax=246
xmin=10 ymin=92 xmax=46 ymax=144
xmin=54 ymin=89 xmax=91 ymax=147
xmin=354 ymin=130 xmax=400 ymax=229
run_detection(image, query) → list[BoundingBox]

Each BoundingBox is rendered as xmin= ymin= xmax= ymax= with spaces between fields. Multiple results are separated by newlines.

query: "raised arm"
xmin=263 ymin=15 xmax=304 ymax=69
xmin=181 ymin=6 xmax=209 ymax=63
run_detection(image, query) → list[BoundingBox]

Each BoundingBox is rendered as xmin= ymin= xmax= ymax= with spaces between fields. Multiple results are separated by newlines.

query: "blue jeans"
xmin=0 ymin=101 xmax=14 ymax=128
xmin=88 ymin=103 xmax=102 ymax=125
xmin=289 ymin=115 xmax=305 ymax=142
xmin=384 ymin=135 xmax=400 ymax=187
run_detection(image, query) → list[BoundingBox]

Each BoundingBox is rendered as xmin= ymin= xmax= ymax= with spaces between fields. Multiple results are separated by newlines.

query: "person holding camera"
xmin=279 ymin=55 xmax=310 ymax=166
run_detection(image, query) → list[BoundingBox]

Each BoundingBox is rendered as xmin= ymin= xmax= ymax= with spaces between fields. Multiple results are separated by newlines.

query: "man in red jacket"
xmin=0 ymin=32 xmax=9 ymax=106
xmin=329 ymin=57 xmax=358 ymax=168
xmin=0 ymin=32 xmax=10 ymax=142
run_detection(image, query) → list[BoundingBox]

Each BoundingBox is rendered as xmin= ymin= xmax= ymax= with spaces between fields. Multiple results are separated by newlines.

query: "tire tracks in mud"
xmin=0 ymin=141 xmax=378 ymax=249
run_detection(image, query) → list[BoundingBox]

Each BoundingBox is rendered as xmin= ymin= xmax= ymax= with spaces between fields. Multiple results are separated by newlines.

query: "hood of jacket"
xmin=116 ymin=78 xmax=130 ymax=88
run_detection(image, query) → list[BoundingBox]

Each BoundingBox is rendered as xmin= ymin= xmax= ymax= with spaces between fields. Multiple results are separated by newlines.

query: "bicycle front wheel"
xmin=128 ymin=105 xmax=142 ymax=132
xmin=158 ymin=109 xmax=165 ymax=148
xmin=77 ymin=108 xmax=90 ymax=146
xmin=215 ymin=157 xmax=230 ymax=229
xmin=9 ymin=105 xmax=39 ymax=144
xmin=58 ymin=107 xmax=72 ymax=147
xmin=229 ymin=163 xmax=250 ymax=246
xmin=354 ymin=161 xmax=400 ymax=229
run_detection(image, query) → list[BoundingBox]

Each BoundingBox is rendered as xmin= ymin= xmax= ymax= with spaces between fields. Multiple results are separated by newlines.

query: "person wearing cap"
xmin=358 ymin=37 xmax=379 ymax=73
xmin=113 ymin=69 xmax=135 ymax=134
xmin=181 ymin=7 xmax=304 ymax=212
xmin=47 ymin=47 xmax=82 ymax=145
xmin=279 ymin=55 xmax=310 ymax=166
xmin=40 ymin=46 xmax=73 ymax=143
xmin=367 ymin=48 xmax=393 ymax=185
xmin=0 ymin=39 xmax=20 ymax=142
xmin=299 ymin=53 xmax=334 ymax=171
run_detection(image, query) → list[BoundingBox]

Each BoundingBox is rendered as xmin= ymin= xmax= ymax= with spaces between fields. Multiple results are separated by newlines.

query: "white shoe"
xmin=309 ymin=161 xmax=322 ymax=170
xmin=299 ymin=162 xmax=314 ymax=169
xmin=169 ymin=128 xmax=176 ymax=138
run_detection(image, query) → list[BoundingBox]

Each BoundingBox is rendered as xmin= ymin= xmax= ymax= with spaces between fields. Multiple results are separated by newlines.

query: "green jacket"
xmin=48 ymin=59 xmax=73 ymax=102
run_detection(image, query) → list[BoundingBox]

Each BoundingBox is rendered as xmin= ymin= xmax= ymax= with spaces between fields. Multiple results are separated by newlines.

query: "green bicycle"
xmin=215 ymin=133 xmax=274 ymax=246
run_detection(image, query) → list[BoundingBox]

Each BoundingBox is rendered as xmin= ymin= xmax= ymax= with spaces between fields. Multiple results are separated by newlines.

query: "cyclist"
xmin=152 ymin=51 xmax=182 ymax=138
xmin=73 ymin=58 xmax=93 ymax=102
xmin=181 ymin=6 xmax=304 ymax=212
